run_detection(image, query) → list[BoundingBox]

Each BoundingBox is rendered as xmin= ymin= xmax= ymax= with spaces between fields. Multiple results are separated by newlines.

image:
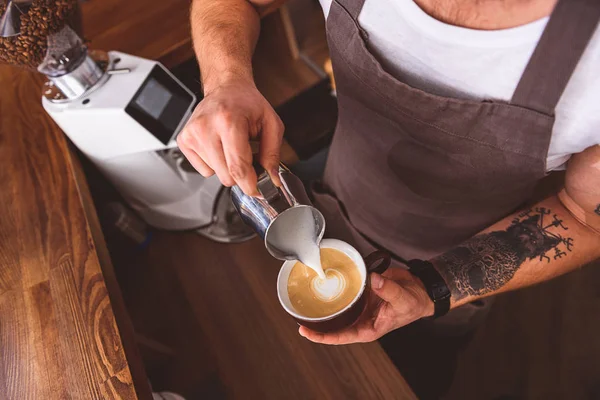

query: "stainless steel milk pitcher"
xmin=230 ymin=163 xmax=325 ymax=261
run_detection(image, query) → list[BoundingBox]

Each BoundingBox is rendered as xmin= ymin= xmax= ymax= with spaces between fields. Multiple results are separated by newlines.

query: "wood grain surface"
xmin=0 ymin=67 xmax=148 ymax=399
xmin=81 ymin=0 xmax=285 ymax=68
xmin=142 ymin=231 xmax=417 ymax=400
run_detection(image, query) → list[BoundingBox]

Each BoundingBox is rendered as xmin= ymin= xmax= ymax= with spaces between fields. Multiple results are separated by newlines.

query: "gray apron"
xmin=311 ymin=0 xmax=600 ymax=332
xmin=313 ymin=0 xmax=600 ymax=267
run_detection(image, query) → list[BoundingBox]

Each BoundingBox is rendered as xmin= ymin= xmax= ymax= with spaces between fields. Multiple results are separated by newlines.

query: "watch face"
xmin=431 ymin=282 xmax=451 ymax=300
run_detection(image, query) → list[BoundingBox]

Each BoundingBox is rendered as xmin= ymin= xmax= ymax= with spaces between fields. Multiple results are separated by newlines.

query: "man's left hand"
xmin=299 ymin=268 xmax=434 ymax=345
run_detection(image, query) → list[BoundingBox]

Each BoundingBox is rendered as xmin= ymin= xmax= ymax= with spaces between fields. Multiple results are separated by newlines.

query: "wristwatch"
xmin=406 ymin=259 xmax=451 ymax=319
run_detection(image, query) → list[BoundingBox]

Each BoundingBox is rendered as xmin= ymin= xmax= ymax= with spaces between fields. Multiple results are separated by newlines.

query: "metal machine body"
xmin=42 ymin=51 xmax=245 ymax=237
xmin=43 ymin=51 xmax=215 ymax=230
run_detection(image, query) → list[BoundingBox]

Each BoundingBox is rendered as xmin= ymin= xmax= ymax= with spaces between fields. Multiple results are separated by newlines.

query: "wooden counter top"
xmin=142 ymin=231 xmax=417 ymax=399
xmin=0 ymin=68 xmax=146 ymax=398
xmin=0 ymin=1 xmax=415 ymax=398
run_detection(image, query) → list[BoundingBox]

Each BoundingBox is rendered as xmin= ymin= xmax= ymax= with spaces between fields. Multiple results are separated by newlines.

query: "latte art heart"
xmin=311 ymin=269 xmax=346 ymax=302
xmin=287 ymin=248 xmax=362 ymax=318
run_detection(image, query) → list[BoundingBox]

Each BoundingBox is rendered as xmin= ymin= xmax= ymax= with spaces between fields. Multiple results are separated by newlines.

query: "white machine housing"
xmin=43 ymin=51 xmax=220 ymax=230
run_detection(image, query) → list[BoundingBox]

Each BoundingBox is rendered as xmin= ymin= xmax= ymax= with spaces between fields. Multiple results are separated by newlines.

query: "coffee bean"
xmin=0 ymin=0 xmax=79 ymax=69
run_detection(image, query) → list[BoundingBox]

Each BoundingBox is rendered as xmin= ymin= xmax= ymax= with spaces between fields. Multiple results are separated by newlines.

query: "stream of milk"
xmin=268 ymin=207 xmax=326 ymax=279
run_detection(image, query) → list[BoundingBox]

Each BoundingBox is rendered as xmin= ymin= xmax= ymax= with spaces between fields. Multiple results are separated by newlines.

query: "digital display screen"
xmin=126 ymin=65 xmax=195 ymax=145
xmin=134 ymin=79 xmax=172 ymax=119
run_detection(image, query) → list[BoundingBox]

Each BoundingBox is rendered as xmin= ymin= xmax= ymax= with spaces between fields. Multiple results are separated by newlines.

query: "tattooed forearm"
xmin=595 ymin=204 xmax=600 ymax=216
xmin=436 ymin=207 xmax=574 ymax=300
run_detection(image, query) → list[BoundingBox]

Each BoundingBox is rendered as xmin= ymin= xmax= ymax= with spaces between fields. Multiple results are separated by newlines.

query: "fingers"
xmin=382 ymin=267 xmax=414 ymax=281
xmin=178 ymin=145 xmax=215 ymax=177
xmin=370 ymin=272 xmax=404 ymax=304
xmin=201 ymin=139 xmax=236 ymax=187
xmin=177 ymin=131 xmax=220 ymax=179
xmin=299 ymin=325 xmax=364 ymax=345
xmin=222 ymin=119 xmax=259 ymax=196
xmin=177 ymin=93 xmax=280 ymax=196
xmin=177 ymin=120 xmax=236 ymax=188
xmin=259 ymin=111 xmax=284 ymax=187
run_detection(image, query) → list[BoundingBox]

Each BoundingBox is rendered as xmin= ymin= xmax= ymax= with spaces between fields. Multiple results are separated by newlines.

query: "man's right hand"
xmin=177 ymin=78 xmax=284 ymax=197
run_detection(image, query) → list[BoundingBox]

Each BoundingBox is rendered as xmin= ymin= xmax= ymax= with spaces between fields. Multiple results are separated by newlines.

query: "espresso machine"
xmin=0 ymin=3 xmax=253 ymax=242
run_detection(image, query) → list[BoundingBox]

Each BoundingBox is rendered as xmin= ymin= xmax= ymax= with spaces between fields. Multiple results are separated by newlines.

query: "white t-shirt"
xmin=318 ymin=0 xmax=600 ymax=171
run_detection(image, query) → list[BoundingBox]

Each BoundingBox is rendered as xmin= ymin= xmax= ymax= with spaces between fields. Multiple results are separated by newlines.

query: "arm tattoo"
xmin=437 ymin=207 xmax=574 ymax=300
xmin=595 ymin=204 xmax=600 ymax=216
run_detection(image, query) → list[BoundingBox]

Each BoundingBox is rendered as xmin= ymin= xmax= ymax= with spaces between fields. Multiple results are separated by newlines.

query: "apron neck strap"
xmin=511 ymin=0 xmax=600 ymax=114
xmin=334 ymin=0 xmax=367 ymax=20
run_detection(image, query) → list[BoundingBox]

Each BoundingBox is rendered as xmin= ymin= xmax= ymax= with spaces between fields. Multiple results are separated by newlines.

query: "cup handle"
xmin=364 ymin=251 xmax=391 ymax=275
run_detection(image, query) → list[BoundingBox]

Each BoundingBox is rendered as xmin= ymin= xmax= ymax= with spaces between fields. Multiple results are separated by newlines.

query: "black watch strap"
xmin=407 ymin=259 xmax=451 ymax=319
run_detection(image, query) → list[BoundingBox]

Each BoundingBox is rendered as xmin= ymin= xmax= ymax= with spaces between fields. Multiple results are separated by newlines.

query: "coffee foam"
xmin=286 ymin=248 xmax=362 ymax=318
xmin=310 ymin=269 xmax=346 ymax=302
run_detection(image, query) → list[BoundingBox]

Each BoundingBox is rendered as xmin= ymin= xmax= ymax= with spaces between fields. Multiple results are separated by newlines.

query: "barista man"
xmin=177 ymin=0 xmax=600 ymax=345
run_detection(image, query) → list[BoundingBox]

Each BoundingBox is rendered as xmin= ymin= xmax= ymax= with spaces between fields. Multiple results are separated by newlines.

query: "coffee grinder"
xmin=0 ymin=3 xmax=253 ymax=242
